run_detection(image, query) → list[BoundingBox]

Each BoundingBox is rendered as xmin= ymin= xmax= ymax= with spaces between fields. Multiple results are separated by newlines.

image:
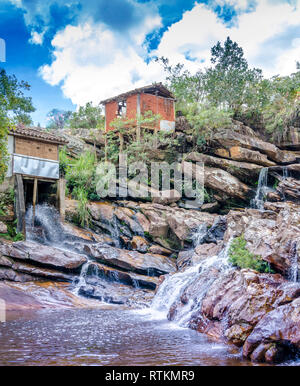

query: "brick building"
xmin=101 ymin=83 xmax=176 ymax=133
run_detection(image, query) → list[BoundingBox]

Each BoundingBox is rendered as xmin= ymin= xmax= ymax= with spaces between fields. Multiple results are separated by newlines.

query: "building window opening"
xmin=117 ymin=100 xmax=127 ymax=117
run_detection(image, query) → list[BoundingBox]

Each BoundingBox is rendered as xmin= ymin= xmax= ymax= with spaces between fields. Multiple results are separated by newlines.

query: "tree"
xmin=46 ymin=109 xmax=72 ymax=130
xmin=206 ymin=37 xmax=263 ymax=112
xmin=69 ymin=102 xmax=104 ymax=129
xmin=0 ymin=68 xmax=35 ymax=182
xmin=157 ymin=57 xmax=207 ymax=111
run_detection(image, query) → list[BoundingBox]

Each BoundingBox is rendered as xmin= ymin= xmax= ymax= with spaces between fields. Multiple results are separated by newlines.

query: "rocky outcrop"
xmin=83 ymin=243 xmax=176 ymax=276
xmin=211 ymin=123 xmax=296 ymax=164
xmin=213 ymin=147 xmax=276 ymax=167
xmin=0 ymin=281 xmax=102 ymax=311
xmin=182 ymin=161 xmax=251 ymax=201
xmin=167 ymin=266 xmax=300 ymax=363
xmin=243 ymin=298 xmax=300 ymax=363
xmin=223 ymin=203 xmax=300 ymax=276
xmin=185 ymin=152 xmax=263 ymax=182
xmin=0 ymin=241 xmax=87 ymax=271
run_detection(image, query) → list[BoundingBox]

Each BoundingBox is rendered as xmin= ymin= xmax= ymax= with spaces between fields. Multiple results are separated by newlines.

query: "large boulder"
xmin=0 ymin=255 xmax=75 ymax=282
xmin=213 ymin=147 xmax=276 ymax=167
xmin=224 ymin=203 xmax=300 ymax=276
xmin=243 ymin=298 xmax=300 ymax=363
xmin=211 ymin=127 xmax=296 ymax=164
xmin=83 ymin=243 xmax=176 ymax=276
xmin=185 ymin=152 xmax=263 ymax=182
xmin=85 ymin=261 xmax=158 ymax=290
xmin=0 ymin=241 xmax=87 ymax=271
xmin=182 ymin=161 xmax=251 ymax=201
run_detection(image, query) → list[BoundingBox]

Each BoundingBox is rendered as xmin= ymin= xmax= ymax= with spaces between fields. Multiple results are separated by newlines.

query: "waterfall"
xmin=191 ymin=223 xmax=208 ymax=247
xmin=251 ymin=167 xmax=269 ymax=210
xmin=289 ymin=241 xmax=299 ymax=283
xmin=149 ymin=240 xmax=233 ymax=324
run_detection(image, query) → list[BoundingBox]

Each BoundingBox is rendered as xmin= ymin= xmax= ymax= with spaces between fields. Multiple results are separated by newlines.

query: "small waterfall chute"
xmin=149 ymin=239 xmax=234 ymax=324
xmin=251 ymin=167 xmax=270 ymax=210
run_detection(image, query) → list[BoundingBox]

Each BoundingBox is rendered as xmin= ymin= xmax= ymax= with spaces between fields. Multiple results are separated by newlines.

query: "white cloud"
xmin=29 ymin=31 xmax=45 ymax=45
xmin=40 ymin=20 xmax=163 ymax=106
xmin=155 ymin=0 xmax=300 ymax=77
xmin=40 ymin=0 xmax=300 ymax=107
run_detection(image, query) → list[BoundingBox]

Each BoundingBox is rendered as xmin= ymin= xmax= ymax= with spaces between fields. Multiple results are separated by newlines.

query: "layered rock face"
xmin=159 ymin=199 xmax=300 ymax=364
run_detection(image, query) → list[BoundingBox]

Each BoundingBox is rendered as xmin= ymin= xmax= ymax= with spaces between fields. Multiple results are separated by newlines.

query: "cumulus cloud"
xmin=31 ymin=0 xmax=300 ymax=107
xmin=39 ymin=21 xmax=163 ymax=106
xmin=155 ymin=0 xmax=300 ymax=76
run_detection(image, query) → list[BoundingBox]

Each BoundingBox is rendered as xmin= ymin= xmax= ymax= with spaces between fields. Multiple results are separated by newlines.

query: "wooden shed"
xmin=101 ymin=83 xmax=176 ymax=133
xmin=6 ymin=125 xmax=67 ymax=236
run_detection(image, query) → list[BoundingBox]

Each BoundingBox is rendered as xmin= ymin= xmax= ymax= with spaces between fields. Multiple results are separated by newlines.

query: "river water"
xmin=1 ymin=307 xmax=299 ymax=366
xmin=0 ymin=308 xmax=251 ymax=366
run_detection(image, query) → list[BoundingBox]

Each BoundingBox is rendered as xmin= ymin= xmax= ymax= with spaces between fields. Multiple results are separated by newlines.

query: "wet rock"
xmin=0 ymin=222 xmax=7 ymax=234
xmin=276 ymin=177 xmax=300 ymax=202
xmin=213 ymin=147 xmax=275 ymax=167
xmin=211 ymin=125 xmax=296 ymax=164
xmin=0 ymin=241 xmax=87 ymax=271
xmin=114 ymin=207 xmax=144 ymax=235
xmin=148 ymin=244 xmax=172 ymax=257
xmin=83 ymin=244 xmax=176 ymax=276
xmin=0 ymin=267 xmax=40 ymax=282
xmin=185 ymin=151 xmax=264 ymax=181
xmin=223 ymin=203 xmax=300 ymax=276
xmin=88 ymin=202 xmax=115 ymax=222
xmin=86 ymin=261 xmax=158 ymax=290
xmin=78 ymin=285 xmax=127 ymax=304
xmin=200 ymin=202 xmax=220 ymax=213
xmin=152 ymin=189 xmax=181 ymax=205
xmin=134 ymin=211 xmax=150 ymax=233
xmin=182 ymin=161 xmax=251 ymax=201
xmin=243 ymin=297 xmax=300 ymax=363
xmin=0 ymin=281 xmax=100 ymax=311
xmin=0 ymin=255 xmax=75 ymax=282
xmin=130 ymin=236 xmax=149 ymax=253
xmin=202 ymin=216 xmax=227 ymax=244
xmin=172 ymin=268 xmax=300 ymax=350
xmin=139 ymin=207 xmax=169 ymax=238
xmin=166 ymin=209 xmax=216 ymax=242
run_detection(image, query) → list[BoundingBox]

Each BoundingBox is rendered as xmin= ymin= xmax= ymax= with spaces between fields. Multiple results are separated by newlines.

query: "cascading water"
xmin=251 ymin=167 xmax=269 ymax=210
xmin=289 ymin=241 xmax=299 ymax=283
xmin=191 ymin=223 xmax=208 ymax=247
xmin=147 ymin=239 xmax=233 ymax=325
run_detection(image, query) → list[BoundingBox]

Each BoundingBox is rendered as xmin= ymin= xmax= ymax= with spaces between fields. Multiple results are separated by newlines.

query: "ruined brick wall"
xmin=140 ymin=93 xmax=175 ymax=124
xmin=104 ymin=92 xmax=175 ymax=131
xmin=105 ymin=101 xmax=118 ymax=131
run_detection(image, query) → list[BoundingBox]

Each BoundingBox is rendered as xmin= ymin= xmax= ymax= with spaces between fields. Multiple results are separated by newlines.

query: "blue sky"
xmin=0 ymin=0 xmax=299 ymax=126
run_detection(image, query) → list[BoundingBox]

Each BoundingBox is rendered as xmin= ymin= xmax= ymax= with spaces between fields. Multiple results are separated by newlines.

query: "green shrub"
xmin=229 ymin=235 xmax=274 ymax=273
xmin=73 ymin=186 xmax=91 ymax=228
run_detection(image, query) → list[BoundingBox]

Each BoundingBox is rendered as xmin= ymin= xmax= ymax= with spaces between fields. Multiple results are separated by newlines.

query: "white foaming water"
xmin=251 ymin=167 xmax=269 ymax=210
xmin=289 ymin=241 xmax=299 ymax=283
xmin=139 ymin=239 xmax=233 ymax=325
xmin=191 ymin=223 xmax=207 ymax=247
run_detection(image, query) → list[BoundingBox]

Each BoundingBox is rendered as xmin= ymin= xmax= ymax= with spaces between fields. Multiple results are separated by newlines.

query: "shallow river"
xmin=0 ymin=307 xmax=299 ymax=366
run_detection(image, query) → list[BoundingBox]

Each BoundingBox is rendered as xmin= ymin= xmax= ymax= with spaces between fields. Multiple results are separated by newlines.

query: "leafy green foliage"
xmin=0 ymin=68 xmax=35 ymax=183
xmin=229 ymin=235 xmax=274 ymax=273
xmin=69 ymin=102 xmax=104 ymax=129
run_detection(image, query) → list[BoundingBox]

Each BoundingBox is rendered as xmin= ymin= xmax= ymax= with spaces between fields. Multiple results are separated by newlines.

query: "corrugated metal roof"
xmin=9 ymin=125 xmax=68 ymax=145
xmin=100 ymin=83 xmax=175 ymax=104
